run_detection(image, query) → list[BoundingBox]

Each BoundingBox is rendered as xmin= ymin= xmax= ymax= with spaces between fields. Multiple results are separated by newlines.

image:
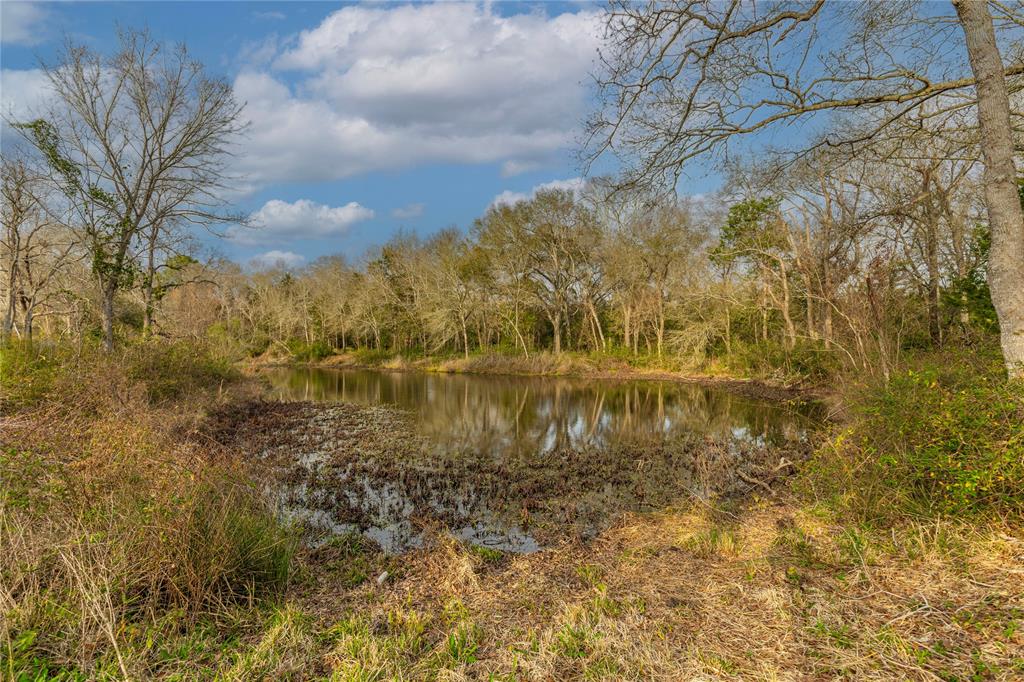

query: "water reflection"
xmin=263 ymin=367 xmax=819 ymax=456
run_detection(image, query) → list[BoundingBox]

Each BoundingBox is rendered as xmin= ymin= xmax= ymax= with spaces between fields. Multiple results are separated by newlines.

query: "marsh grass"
xmin=0 ymin=340 xmax=293 ymax=679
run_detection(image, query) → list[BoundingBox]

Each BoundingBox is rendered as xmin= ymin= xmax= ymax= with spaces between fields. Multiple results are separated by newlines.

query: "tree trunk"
xmin=777 ymin=261 xmax=796 ymax=350
xmin=142 ymin=228 xmax=157 ymax=337
xmin=101 ymin=280 xmax=116 ymax=351
xmin=955 ymin=0 xmax=1024 ymax=378
xmin=724 ymin=304 xmax=732 ymax=355
xmin=926 ymin=224 xmax=942 ymax=346
xmin=23 ymin=304 xmax=33 ymax=343
xmin=656 ymin=299 xmax=665 ymax=360
xmin=551 ymin=310 xmax=562 ymax=354
xmin=2 ymin=265 xmax=16 ymax=340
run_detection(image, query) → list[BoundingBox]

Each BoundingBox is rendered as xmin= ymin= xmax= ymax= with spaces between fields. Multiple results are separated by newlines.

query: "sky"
xmin=1 ymin=0 xmax=715 ymax=269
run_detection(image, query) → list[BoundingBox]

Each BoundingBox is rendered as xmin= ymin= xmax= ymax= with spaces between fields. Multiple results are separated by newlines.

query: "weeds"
xmin=0 ymin=341 xmax=292 ymax=679
xmin=3 ymin=339 xmax=1022 ymax=680
xmin=803 ymin=346 xmax=1024 ymax=520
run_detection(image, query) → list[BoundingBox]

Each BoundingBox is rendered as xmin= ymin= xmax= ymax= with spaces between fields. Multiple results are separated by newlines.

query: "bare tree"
xmin=588 ymin=0 xmax=1024 ymax=376
xmin=18 ymin=29 xmax=244 ymax=350
xmin=1 ymin=153 xmax=78 ymax=342
xmin=954 ymin=0 xmax=1024 ymax=376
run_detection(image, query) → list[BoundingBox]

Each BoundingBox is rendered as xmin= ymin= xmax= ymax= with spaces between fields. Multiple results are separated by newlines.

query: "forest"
xmin=2 ymin=2 xmax=1023 ymax=680
xmin=5 ymin=137 xmax=1014 ymax=382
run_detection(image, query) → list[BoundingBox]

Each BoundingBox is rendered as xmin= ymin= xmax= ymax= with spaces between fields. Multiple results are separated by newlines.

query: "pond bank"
xmin=208 ymin=398 xmax=808 ymax=552
xmin=205 ymin=396 xmax=1024 ymax=679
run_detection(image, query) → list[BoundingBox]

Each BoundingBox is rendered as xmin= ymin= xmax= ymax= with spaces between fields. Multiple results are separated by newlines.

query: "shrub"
xmin=0 ymin=339 xmax=294 ymax=678
xmin=284 ymin=339 xmax=334 ymax=362
xmin=123 ymin=340 xmax=237 ymax=403
xmin=803 ymin=346 xmax=1024 ymax=520
xmin=0 ymin=340 xmax=63 ymax=411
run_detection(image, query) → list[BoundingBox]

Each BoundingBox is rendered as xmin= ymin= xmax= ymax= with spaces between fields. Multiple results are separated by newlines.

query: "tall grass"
xmin=0 ymin=339 xmax=295 ymax=679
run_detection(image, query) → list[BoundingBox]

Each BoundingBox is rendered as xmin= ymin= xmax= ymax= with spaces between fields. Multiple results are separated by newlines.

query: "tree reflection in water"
xmin=264 ymin=367 xmax=820 ymax=459
xmin=252 ymin=369 xmax=822 ymax=552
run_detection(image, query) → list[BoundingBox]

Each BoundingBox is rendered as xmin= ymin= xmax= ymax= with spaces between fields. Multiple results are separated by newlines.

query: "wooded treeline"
xmin=4 ymin=152 xmax=1008 ymax=381
xmin=2 ymin=2 xmax=1022 ymax=381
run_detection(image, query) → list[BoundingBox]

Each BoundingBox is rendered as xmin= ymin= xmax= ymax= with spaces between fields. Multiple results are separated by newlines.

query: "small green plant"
xmin=0 ymin=340 xmax=62 ymax=411
xmin=812 ymin=619 xmax=853 ymax=649
xmin=553 ymin=622 xmax=596 ymax=659
xmin=285 ymin=339 xmax=334 ymax=362
xmin=575 ymin=563 xmax=604 ymax=587
xmin=444 ymin=623 xmax=481 ymax=665
xmin=123 ymin=340 xmax=237 ymax=402
xmin=802 ymin=346 xmax=1024 ymax=520
xmin=467 ymin=543 xmax=504 ymax=564
xmin=685 ymin=526 xmax=740 ymax=558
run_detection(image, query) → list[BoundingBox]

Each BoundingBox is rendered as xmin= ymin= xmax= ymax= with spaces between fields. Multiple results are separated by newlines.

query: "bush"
xmin=0 ymin=340 xmax=63 ymax=411
xmin=1 ymin=446 xmax=295 ymax=679
xmin=123 ymin=340 xmax=237 ymax=403
xmin=803 ymin=346 xmax=1024 ymax=520
xmin=284 ymin=339 xmax=333 ymax=362
xmin=0 ymin=339 xmax=294 ymax=678
xmin=351 ymin=347 xmax=396 ymax=365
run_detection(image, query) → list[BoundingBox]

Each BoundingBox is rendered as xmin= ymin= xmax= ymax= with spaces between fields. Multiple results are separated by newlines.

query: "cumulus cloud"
xmin=391 ymin=203 xmax=425 ymax=220
xmin=230 ymin=198 xmax=374 ymax=244
xmin=490 ymin=177 xmax=588 ymax=209
xmin=500 ymin=160 xmax=544 ymax=178
xmin=1 ymin=3 xmax=50 ymax=46
xmin=251 ymin=250 xmax=306 ymax=269
xmin=0 ymin=68 xmax=52 ymax=119
xmin=233 ymin=3 xmax=601 ymax=189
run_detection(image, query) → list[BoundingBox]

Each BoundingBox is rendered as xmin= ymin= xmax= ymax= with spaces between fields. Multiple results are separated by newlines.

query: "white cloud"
xmin=490 ymin=177 xmax=588 ymax=209
xmin=391 ymin=203 xmax=425 ymax=220
xmin=230 ymin=198 xmax=374 ymax=245
xmin=0 ymin=69 xmax=52 ymax=120
xmin=251 ymin=250 xmax=306 ymax=269
xmin=253 ymin=10 xmax=285 ymax=21
xmin=500 ymin=160 xmax=544 ymax=178
xmin=1 ymin=3 xmax=50 ymax=46
xmin=233 ymin=3 xmax=601 ymax=189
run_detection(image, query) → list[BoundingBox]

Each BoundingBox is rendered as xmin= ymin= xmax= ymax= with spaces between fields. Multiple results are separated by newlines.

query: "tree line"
xmin=2 ymin=2 xmax=1022 ymax=380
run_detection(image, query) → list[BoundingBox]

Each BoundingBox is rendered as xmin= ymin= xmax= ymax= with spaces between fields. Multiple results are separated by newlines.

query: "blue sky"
xmin=3 ymin=0 xmax=713 ymax=268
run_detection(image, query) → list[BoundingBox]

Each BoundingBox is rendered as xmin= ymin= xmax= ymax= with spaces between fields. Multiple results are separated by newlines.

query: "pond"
xmin=264 ymin=367 xmax=818 ymax=451
xmin=255 ymin=367 xmax=823 ymax=553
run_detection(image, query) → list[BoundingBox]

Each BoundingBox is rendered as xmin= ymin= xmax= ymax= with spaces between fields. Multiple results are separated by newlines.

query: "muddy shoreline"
xmin=207 ymin=398 xmax=813 ymax=554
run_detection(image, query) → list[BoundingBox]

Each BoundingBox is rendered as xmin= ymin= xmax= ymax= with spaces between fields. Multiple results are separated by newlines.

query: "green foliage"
xmin=444 ymin=623 xmax=481 ymax=665
xmin=466 ymin=543 xmax=504 ymax=564
xmin=17 ymin=118 xmax=137 ymax=290
xmin=284 ymin=339 xmax=334 ymax=362
xmin=351 ymin=347 xmax=397 ymax=365
xmin=943 ymin=226 xmax=998 ymax=335
xmin=123 ymin=340 xmax=237 ymax=403
xmin=0 ymin=340 xmax=62 ymax=411
xmin=724 ymin=338 xmax=840 ymax=381
xmin=803 ymin=346 xmax=1024 ymax=519
xmin=553 ymin=622 xmax=596 ymax=659
xmin=711 ymin=196 xmax=785 ymax=267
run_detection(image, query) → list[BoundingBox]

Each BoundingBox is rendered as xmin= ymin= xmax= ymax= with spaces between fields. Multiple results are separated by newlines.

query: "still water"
xmin=264 ymin=367 xmax=818 ymax=454
xmin=259 ymin=367 xmax=821 ymax=552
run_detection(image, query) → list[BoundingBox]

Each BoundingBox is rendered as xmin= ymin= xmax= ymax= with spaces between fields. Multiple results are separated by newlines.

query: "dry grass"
xmin=4 ymin=341 xmax=1022 ymax=680
xmin=0 ymin=342 xmax=294 ymax=680
xmin=281 ymin=499 xmax=1023 ymax=681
